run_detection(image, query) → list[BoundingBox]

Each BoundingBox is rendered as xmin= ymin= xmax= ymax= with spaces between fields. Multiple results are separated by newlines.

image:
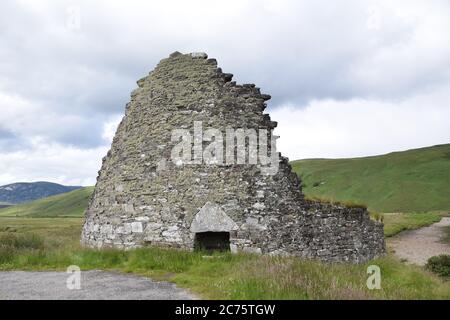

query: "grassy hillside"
xmin=292 ymin=144 xmax=450 ymax=213
xmin=0 ymin=187 xmax=93 ymax=218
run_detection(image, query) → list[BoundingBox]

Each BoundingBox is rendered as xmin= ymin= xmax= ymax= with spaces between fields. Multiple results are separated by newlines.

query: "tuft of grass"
xmin=426 ymin=255 xmax=450 ymax=278
xmin=370 ymin=212 xmax=384 ymax=223
xmin=305 ymin=196 xmax=368 ymax=210
xmin=0 ymin=233 xmax=44 ymax=250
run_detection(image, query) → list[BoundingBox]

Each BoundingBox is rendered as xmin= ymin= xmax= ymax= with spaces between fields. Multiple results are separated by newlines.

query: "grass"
xmin=425 ymin=255 xmax=450 ymax=278
xmin=292 ymin=144 xmax=450 ymax=213
xmin=1 ymin=217 xmax=449 ymax=299
xmin=0 ymin=187 xmax=93 ymax=218
xmin=0 ymin=217 xmax=82 ymax=244
xmin=382 ymin=212 xmax=444 ymax=237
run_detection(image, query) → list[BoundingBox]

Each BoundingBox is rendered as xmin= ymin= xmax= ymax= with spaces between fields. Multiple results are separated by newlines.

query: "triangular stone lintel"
xmin=190 ymin=202 xmax=238 ymax=233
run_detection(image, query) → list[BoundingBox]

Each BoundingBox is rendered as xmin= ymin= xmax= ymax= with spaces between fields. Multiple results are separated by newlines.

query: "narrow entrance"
xmin=194 ymin=232 xmax=230 ymax=252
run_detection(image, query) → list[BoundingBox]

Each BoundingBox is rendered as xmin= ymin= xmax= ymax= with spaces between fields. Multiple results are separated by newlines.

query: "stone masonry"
xmin=81 ymin=52 xmax=385 ymax=263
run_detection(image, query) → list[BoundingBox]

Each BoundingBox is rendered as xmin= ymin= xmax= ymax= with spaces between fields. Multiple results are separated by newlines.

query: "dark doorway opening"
xmin=194 ymin=232 xmax=230 ymax=252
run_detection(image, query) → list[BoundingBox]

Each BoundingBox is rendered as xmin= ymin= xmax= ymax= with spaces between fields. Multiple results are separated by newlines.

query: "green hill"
xmin=292 ymin=144 xmax=450 ymax=213
xmin=0 ymin=187 xmax=94 ymax=218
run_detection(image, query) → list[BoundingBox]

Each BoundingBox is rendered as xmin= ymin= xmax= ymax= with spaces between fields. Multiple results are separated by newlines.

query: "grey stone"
xmin=190 ymin=202 xmax=239 ymax=233
xmin=252 ymin=203 xmax=266 ymax=210
xmin=169 ymin=51 xmax=182 ymax=58
xmin=131 ymin=222 xmax=143 ymax=233
xmin=123 ymin=203 xmax=135 ymax=213
xmin=189 ymin=52 xmax=208 ymax=59
xmin=243 ymin=247 xmax=262 ymax=254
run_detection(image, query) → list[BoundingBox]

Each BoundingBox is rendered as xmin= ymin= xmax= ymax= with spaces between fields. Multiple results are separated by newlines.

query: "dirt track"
xmin=388 ymin=217 xmax=450 ymax=265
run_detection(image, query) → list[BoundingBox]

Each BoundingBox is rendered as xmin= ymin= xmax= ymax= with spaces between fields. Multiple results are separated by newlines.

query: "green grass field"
xmin=382 ymin=212 xmax=444 ymax=237
xmin=0 ymin=187 xmax=93 ymax=218
xmin=292 ymin=144 xmax=450 ymax=213
xmin=1 ymin=217 xmax=449 ymax=299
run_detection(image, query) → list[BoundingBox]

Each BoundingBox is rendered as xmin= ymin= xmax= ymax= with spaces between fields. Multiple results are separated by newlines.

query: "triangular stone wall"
xmin=81 ymin=52 xmax=385 ymax=263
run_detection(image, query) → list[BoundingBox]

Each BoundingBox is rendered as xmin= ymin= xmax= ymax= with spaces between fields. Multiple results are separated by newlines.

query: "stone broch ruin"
xmin=82 ymin=52 xmax=385 ymax=263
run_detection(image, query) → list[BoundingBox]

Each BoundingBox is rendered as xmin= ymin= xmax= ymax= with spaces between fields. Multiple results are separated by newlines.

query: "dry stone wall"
xmin=81 ymin=52 xmax=385 ymax=263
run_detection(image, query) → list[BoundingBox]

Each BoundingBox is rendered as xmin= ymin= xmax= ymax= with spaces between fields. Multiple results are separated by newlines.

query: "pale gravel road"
xmin=388 ymin=217 xmax=450 ymax=265
xmin=0 ymin=270 xmax=196 ymax=300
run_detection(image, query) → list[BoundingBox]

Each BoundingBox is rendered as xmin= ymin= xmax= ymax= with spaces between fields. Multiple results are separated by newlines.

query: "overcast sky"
xmin=1 ymin=0 xmax=449 ymax=186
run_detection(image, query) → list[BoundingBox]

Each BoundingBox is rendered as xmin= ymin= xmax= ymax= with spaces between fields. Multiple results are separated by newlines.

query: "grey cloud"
xmin=0 ymin=128 xmax=14 ymax=140
xmin=0 ymin=128 xmax=28 ymax=151
xmin=0 ymin=0 xmax=449 ymax=154
xmin=39 ymin=115 xmax=108 ymax=148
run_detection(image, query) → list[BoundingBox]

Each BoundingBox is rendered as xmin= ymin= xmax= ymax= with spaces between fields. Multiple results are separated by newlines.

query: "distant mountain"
xmin=0 ymin=182 xmax=82 ymax=205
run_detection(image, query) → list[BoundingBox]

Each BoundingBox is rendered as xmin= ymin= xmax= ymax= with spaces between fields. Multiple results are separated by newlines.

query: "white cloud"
xmin=273 ymin=84 xmax=450 ymax=159
xmin=0 ymin=112 xmax=122 ymax=186
xmin=101 ymin=115 xmax=122 ymax=143
xmin=0 ymin=91 xmax=106 ymax=148
xmin=0 ymin=138 xmax=107 ymax=186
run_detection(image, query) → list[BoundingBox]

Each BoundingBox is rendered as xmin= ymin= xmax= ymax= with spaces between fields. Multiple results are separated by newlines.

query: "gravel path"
xmin=388 ymin=217 xmax=450 ymax=265
xmin=0 ymin=270 xmax=196 ymax=300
